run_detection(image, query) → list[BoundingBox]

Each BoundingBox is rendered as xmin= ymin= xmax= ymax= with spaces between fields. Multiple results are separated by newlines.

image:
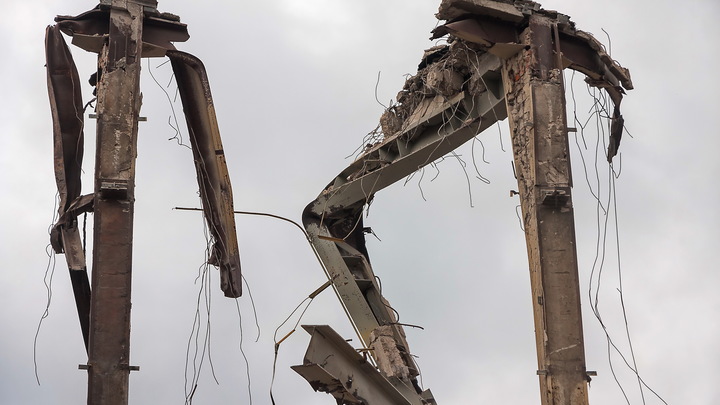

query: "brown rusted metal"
xmin=45 ymin=24 xmax=92 ymax=351
xmin=86 ymin=1 xmax=145 ymax=403
xmin=299 ymin=1 xmax=632 ymax=404
xmin=292 ymin=325 xmax=424 ymax=405
xmin=55 ymin=5 xmax=189 ymax=58
xmin=167 ymin=50 xmax=242 ymax=298
xmin=48 ymin=1 xmax=242 ymax=402
xmin=432 ymin=2 xmax=632 ymax=162
xmin=300 ymin=32 xmax=508 ymax=403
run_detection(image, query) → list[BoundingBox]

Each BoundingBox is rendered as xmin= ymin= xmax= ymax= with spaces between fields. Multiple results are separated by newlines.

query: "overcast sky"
xmin=1 ymin=0 xmax=719 ymax=404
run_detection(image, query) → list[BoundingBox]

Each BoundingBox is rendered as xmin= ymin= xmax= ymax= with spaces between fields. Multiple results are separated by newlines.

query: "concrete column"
xmin=502 ymin=14 xmax=590 ymax=405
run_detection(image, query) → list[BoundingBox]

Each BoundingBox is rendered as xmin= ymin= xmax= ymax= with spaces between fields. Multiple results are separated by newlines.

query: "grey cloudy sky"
xmin=1 ymin=0 xmax=719 ymax=404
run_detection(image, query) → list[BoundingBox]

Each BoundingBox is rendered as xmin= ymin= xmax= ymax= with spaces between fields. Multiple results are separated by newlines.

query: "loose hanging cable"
xmin=33 ymin=193 xmax=61 ymax=386
xmin=174 ymin=206 xmax=366 ymax=351
xmin=173 ymin=207 xmax=369 ymax=402
xmin=269 ymin=280 xmax=332 ymax=405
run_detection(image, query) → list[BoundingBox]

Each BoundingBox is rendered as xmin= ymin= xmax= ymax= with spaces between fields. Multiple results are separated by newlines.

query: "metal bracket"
xmin=89 ymin=114 xmax=146 ymax=121
xmin=79 ymin=363 xmax=139 ymax=371
xmin=120 ymin=363 xmax=141 ymax=371
xmin=99 ymin=179 xmax=129 ymax=200
xmin=540 ymin=187 xmax=570 ymax=207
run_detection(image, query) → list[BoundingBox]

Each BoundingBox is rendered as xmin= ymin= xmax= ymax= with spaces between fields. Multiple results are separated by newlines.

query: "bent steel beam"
xmin=47 ymin=1 xmax=242 ymax=402
xmin=298 ymin=1 xmax=631 ymax=404
xmin=432 ymin=1 xmax=632 ymax=162
xmin=45 ymin=24 xmax=92 ymax=350
xmin=300 ymin=37 xmax=507 ymax=405
xmin=50 ymin=3 xmax=241 ymax=303
xmin=292 ymin=325 xmax=428 ymax=405
xmin=167 ymin=50 xmax=242 ymax=297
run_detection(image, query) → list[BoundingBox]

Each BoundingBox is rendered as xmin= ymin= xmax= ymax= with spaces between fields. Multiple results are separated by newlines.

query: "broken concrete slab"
xmin=436 ymin=0 xmax=524 ymax=22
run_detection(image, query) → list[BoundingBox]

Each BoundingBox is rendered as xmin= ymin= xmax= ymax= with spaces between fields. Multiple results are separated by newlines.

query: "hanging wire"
xmin=33 ymin=193 xmax=61 ymax=386
xmin=374 ymin=71 xmax=388 ymax=110
xmin=233 ymin=297 xmax=253 ymax=405
xmin=242 ymin=274 xmax=261 ymax=342
xmin=184 ymin=260 xmax=219 ymax=404
xmin=147 ymin=58 xmax=190 ymax=149
xmin=450 ymin=151 xmax=474 ymax=207
xmin=470 ymin=137 xmax=491 ymax=184
xmin=269 ymin=280 xmax=331 ymax=405
xmin=173 ymin=207 xmax=358 ymax=404
xmin=35 ymin=50 xmax=90 ymax=384
xmin=572 ymin=77 xmax=668 ymax=404
xmin=570 ymin=70 xmax=606 ymax=214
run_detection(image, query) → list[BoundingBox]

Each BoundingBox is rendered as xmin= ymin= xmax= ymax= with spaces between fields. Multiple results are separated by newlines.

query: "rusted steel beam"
xmin=432 ymin=1 xmax=632 ymax=162
xmin=55 ymin=4 xmax=240 ymax=298
xmin=299 ymin=2 xmax=632 ymax=404
xmin=167 ymin=50 xmax=242 ymax=297
xmin=86 ymin=1 xmax=145 ymax=403
xmin=300 ymin=37 xmax=507 ymax=403
xmin=55 ymin=5 xmax=188 ymax=58
xmin=292 ymin=325 xmax=430 ymax=405
xmin=501 ymin=14 xmax=590 ymax=405
xmin=45 ymin=24 xmax=92 ymax=351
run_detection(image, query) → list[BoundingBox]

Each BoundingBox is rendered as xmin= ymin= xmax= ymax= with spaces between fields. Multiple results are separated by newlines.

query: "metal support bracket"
xmin=99 ymin=179 xmax=129 ymax=200
xmin=540 ymin=187 xmax=571 ymax=207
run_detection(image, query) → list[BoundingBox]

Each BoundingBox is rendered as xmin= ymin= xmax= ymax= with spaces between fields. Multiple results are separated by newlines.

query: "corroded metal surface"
xmin=301 ymin=25 xmax=507 ymax=405
xmin=292 ymin=325 xmax=422 ymax=405
xmin=45 ymin=24 xmax=92 ymax=350
xmin=55 ymin=5 xmax=188 ymax=58
xmin=48 ymin=1 xmax=242 ymax=402
xmin=432 ymin=0 xmax=632 ymax=162
xmin=299 ymin=1 xmax=632 ymax=404
xmin=86 ymin=2 xmax=145 ymax=403
xmin=168 ymin=50 xmax=242 ymax=298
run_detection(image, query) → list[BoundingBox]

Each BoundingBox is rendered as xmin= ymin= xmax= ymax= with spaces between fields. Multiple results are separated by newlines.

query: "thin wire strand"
xmin=374 ymin=71 xmax=388 ymax=110
xmin=576 ymin=84 xmax=668 ymax=405
xmin=234 ymin=297 xmax=253 ymax=405
xmin=241 ymin=274 xmax=261 ymax=342
xmin=33 ymin=244 xmax=57 ymax=386
xmin=33 ymin=193 xmax=60 ymax=386
xmin=147 ymin=58 xmax=190 ymax=149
